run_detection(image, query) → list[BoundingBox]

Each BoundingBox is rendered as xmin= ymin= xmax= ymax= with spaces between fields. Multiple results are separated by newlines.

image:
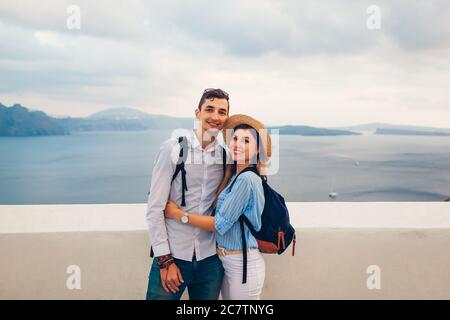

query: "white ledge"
xmin=1 ymin=202 xmax=450 ymax=299
xmin=1 ymin=202 xmax=449 ymax=234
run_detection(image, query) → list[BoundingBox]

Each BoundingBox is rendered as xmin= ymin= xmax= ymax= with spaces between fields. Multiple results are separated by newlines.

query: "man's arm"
xmin=146 ymin=138 xmax=178 ymax=257
xmin=146 ymin=139 xmax=186 ymax=294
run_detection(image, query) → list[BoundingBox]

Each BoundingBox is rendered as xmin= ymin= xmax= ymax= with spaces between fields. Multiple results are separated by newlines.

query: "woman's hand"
xmin=164 ymin=201 xmax=184 ymax=220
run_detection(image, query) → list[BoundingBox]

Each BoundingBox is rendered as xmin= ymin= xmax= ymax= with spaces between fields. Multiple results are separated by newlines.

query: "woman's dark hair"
xmin=197 ymin=88 xmax=230 ymax=111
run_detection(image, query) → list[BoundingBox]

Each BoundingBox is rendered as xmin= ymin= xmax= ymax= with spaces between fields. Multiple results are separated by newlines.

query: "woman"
xmin=164 ymin=114 xmax=271 ymax=300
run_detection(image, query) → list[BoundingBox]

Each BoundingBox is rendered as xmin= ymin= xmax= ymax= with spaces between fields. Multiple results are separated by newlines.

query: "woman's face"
xmin=230 ymin=128 xmax=258 ymax=164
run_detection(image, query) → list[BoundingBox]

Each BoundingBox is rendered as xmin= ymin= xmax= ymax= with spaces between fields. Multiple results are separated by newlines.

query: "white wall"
xmin=1 ymin=202 xmax=449 ymax=299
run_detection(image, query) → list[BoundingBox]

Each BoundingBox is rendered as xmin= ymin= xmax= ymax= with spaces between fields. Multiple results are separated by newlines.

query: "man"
xmin=146 ymin=88 xmax=230 ymax=300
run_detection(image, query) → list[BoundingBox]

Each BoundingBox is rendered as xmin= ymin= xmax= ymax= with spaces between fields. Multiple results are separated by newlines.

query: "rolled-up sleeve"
xmin=145 ymin=139 xmax=177 ymax=257
xmin=214 ymin=175 xmax=253 ymax=236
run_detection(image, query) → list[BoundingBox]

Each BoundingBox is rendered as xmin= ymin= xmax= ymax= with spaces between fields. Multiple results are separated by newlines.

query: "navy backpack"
xmin=226 ymin=165 xmax=297 ymax=284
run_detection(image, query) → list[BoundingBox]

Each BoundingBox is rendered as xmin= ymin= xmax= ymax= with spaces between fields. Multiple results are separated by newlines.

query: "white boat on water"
xmin=329 ymin=177 xmax=338 ymax=199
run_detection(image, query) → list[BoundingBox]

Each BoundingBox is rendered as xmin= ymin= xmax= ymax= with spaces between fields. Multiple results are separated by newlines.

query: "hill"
xmin=271 ymin=125 xmax=360 ymax=136
xmin=0 ymin=104 xmax=67 ymax=136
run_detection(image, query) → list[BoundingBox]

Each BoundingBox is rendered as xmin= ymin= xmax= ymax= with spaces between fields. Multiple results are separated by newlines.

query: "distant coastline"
xmin=2 ymin=102 xmax=450 ymax=137
xmin=271 ymin=125 xmax=360 ymax=136
xmin=1 ymin=103 xmax=360 ymax=137
xmin=0 ymin=104 xmax=193 ymax=137
xmin=375 ymin=128 xmax=450 ymax=137
xmin=0 ymin=103 xmax=67 ymax=137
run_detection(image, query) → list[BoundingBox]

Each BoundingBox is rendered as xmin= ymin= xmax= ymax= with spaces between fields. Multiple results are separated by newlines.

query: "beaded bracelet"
xmin=157 ymin=254 xmax=174 ymax=269
xmin=159 ymin=258 xmax=174 ymax=269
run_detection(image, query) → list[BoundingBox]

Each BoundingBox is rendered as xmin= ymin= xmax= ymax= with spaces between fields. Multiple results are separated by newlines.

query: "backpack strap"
xmin=239 ymin=216 xmax=248 ymax=284
xmin=228 ymin=165 xmax=258 ymax=192
xmin=222 ymin=148 xmax=227 ymax=173
xmin=239 ymin=207 xmax=261 ymax=283
xmin=229 ymin=165 xmax=264 ymax=238
xmin=230 ymin=165 xmax=258 ymax=284
xmin=172 ymin=137 xmax=226 ymax=207
xmin=240 ymin=215 xmax=258 ymax=236
xmin=171 ymin=136 xmax=189 ymax=206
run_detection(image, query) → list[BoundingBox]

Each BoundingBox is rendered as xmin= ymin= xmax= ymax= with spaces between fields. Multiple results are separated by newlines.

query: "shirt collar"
xmin=188 ymin=129 xmax=226 ymax=152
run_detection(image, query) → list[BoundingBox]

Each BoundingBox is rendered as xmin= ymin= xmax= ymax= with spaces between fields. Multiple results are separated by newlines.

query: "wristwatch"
xmin=180 ymin=212 xmax=189 ymax=224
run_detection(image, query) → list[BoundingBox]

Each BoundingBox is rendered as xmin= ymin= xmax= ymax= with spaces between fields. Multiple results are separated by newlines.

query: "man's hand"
xmin=164 ymin=201 xmax=183 ymax=220
xmin=160 ymin=263 xmax=184 ymax=294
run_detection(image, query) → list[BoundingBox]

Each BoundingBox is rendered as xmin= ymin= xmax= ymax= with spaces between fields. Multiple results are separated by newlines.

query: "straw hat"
xmin=223 ymin=114 xmax=272 ymax=158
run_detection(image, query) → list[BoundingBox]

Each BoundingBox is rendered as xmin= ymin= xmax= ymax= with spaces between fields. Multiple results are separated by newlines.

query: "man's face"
xmin=195 ymin=98 xmax=229 ymax=134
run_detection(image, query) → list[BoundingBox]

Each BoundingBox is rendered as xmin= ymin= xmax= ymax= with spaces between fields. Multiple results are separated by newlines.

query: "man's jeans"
xmin=146 ymin=254 xmax=224 ymax=300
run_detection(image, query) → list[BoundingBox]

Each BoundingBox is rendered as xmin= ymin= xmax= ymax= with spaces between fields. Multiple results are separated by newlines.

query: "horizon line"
xmin=2 ymin=102 xmax=450 ymax=131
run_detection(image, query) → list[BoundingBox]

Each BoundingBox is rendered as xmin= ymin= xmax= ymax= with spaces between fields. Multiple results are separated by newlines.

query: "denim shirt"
xmin=214 ymin=170 xmax=265 ymax=251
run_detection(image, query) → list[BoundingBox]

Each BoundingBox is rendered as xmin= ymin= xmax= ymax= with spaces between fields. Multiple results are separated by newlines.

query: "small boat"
xmin=329 ymin=192 xmax=338 ymax=199
xmin=329 ymin=177 xmax=338 ymax=199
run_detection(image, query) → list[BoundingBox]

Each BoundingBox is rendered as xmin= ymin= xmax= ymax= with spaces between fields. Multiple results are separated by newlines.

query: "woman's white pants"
xmin=219 ymin=249 xmax=265 ymax=300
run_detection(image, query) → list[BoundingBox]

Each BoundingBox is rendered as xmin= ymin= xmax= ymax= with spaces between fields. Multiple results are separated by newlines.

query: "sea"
xmin=1 ymin=130 xmax=449 ymax=204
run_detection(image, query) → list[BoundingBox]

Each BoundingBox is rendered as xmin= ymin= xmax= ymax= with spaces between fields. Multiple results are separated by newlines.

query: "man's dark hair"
xmin=197 ymin=88 xmax=230 ymax=112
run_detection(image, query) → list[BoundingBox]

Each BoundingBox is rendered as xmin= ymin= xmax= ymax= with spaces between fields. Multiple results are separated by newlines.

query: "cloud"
xmin=0 ymin=0 xmax=450 ymax=127
xmin=383 ymin=0 xmax=450 ymax=50
xmin=2 ymin=0 xmax=450 ymax=55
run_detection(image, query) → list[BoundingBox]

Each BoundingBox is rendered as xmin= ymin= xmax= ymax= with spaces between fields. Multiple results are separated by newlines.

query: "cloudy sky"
xmin=1 ymin=0 xmax=449 ymax=127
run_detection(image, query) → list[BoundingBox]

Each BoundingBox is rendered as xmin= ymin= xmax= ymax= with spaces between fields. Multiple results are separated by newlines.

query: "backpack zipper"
xmin=277 ymin=229 xmax=286 ymax=251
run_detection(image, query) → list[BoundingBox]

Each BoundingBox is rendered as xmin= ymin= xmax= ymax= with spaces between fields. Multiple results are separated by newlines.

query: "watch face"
xmin=181 ymin=215 xmax=188 ymax=224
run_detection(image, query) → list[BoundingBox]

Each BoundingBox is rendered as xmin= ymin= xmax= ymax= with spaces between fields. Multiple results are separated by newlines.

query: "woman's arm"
xmin=185 ymin=214 xmax=216 ymax=233
xmin=165 ymin=172 xmax=257 ymax=235
xmin=164 ymin=201 xmax=216 ymax=233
